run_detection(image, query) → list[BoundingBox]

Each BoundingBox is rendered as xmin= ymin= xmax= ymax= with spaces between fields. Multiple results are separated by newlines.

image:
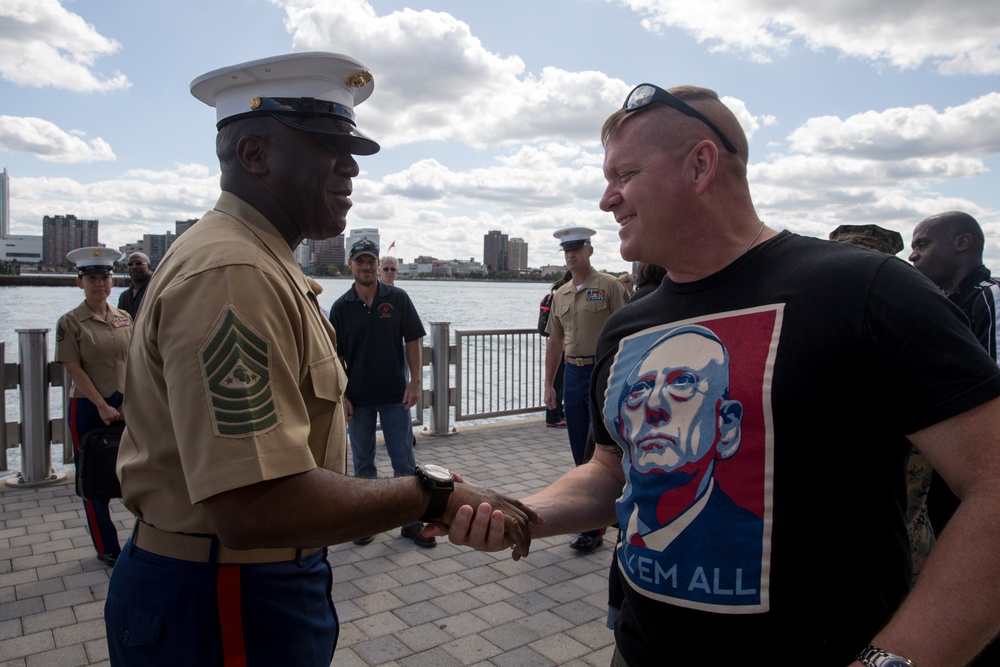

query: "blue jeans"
xmin=348 ymin=403 xmax=416 ymax=479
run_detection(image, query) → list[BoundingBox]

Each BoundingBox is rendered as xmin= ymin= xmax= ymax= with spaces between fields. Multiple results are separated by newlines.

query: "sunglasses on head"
xmin=623 ymin=83 xmax=738 ymax=154
xmin=350 ymin=240 xmax=379 ymax=254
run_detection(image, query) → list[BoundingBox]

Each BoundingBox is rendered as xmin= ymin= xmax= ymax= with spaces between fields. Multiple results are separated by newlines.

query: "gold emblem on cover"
xmin=346 ymin=70 xmax=373 ymax=88
xmin=250 ymin=97 xmax=261 ymax=110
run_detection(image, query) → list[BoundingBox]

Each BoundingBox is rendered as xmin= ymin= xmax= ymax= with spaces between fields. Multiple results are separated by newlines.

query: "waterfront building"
xmin=294 ymin=238 xmax=314 ymax=269
xmin=508 ymin=237 xmax=528 ymax=273
xmin=0 ymin=168 xmax=9 ymax=238
xmin=540 ymin=264 xmax=567 ymax=279
xmin=120 ymin=242 xmax=141 ymax=258
xmin=346 ymin=227 xmax=379 ymax=253
xmin=175 ymin=218 xmax=198 ymax=236
xmin=483 ymin=230 xmax=508 ymax=271
xmin=143 ymin=231 xmax=176 ymax=266
xmin=42 ymin=214 xmax=99 ymax=269
xmin=0 ymin=235 xmax=43 ymax=267
xmin=313 ymin=234 xmax=346 ymax=271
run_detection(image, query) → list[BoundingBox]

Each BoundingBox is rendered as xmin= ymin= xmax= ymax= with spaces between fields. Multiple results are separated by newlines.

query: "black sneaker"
xmin=400 ymin=523 xmax=436 ymax=548
xmin=569 ymin=533 xmax=603 ymax=552
xmin=352 ymin=535 xmax=374 ymax=546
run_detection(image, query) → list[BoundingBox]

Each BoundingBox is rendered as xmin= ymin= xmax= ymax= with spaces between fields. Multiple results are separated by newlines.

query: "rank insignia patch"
xmin=200 ymin=307 xmax=280 ymax=437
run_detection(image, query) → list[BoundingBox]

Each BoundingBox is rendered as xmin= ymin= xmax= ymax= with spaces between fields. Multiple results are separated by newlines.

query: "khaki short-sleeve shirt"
xmin=55 ymin=302 xmax=132 ymax=398
xmin=117 ymin=193 xmax=348 ymax=534
xmin=545 ymin=270 xmax=628 ymax=357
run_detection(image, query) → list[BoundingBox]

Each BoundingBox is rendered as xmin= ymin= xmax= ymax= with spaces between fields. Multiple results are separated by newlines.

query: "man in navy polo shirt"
xmin=330 ymin=239 xmax=432 ymax=547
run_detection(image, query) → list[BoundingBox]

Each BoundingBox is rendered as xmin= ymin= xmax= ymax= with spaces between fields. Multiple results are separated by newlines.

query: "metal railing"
xmin=454 ymin=328 xmax=546 ymax=421
xmin=2 ymin=323 xmax=548 ymax=481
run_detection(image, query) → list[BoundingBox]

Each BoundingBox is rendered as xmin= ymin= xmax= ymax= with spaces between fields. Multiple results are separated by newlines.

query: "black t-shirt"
xmin=590 ymin=231 xmax=1000 ymax=665
xmin=330 ymin=282 xmax=426 ymax=406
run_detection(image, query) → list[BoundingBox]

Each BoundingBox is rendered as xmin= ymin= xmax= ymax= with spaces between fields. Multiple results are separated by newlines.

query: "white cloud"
xmin=0 ymin=115 xmax=115 ymax=163
xmin=275 ymin=0 xmax=627 ymax=148
xmin=0 ymin=0 xmax=129 ymax=92
xmin=10 ymin=166 xmax=219 ymax=248
xmin=787 ymin=93 xmax=1000 ymax=159
xmin=615 ymin=0 xmax=1000 ymax=74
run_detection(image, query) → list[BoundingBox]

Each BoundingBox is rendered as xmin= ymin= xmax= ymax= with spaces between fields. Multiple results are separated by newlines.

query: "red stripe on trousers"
xmin=217 ymin=565 xmax=247 ymax=667
xmin=68 ymin=398 xmax=108 ymax=554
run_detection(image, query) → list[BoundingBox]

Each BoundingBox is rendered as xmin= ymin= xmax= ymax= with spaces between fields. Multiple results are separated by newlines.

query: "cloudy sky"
xmin=1 ymin=0 xmax=998 ymax=272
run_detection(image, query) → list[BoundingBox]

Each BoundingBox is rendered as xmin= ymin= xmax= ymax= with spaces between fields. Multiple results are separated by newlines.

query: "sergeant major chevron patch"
xmin=200 ymin=306 xmax=280 ymax=437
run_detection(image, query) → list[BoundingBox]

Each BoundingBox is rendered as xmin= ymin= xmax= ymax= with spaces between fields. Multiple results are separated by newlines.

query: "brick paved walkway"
xmin=0 ymin=417 xmax=616 ymax=666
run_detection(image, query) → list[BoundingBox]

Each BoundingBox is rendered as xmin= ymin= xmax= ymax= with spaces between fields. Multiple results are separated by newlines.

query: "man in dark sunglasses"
xmin=379 ymin=255 xmax=399 ymax=285
xmin=447 ymin=83 xmax=1000 ymax=667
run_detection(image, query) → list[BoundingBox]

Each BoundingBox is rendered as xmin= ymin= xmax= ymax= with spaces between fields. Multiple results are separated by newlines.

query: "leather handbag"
xmin=75 ymin=422 xmax=125 ymax=500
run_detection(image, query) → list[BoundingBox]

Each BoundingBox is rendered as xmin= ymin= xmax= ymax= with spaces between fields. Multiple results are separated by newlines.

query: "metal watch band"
xmin=857 ymin=645 xmax=916 ymax=667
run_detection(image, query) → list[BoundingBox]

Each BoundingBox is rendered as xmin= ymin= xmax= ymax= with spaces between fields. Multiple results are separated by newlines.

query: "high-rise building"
xmin=346 ymin=228 xmax=379 ymax=254
xmin=0 ymin=168 xmax=9 ymax=238
xmin=313 ymin=234 xmax=346 ymax=269
xmin=42 ymin=214 xmax=99 ymax=268
xmin=175 ymin=219 xmax=198 ymax=236
xmin=508 ymin=237 xmax=528 ymax=272
xmin=144 ymin=232 xmax=177 ymax=267
xmin=483 ymin=230 xmax=508 ymax=271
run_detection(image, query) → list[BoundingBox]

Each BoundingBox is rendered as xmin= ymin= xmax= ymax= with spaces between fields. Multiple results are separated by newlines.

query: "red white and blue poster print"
xmin=602 ymin=306 xmax=779 ymax=613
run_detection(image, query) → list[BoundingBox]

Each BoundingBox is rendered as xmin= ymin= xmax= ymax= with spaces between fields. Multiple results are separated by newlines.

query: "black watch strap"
xmin=415 ymin=464 xmax=454 ymax=522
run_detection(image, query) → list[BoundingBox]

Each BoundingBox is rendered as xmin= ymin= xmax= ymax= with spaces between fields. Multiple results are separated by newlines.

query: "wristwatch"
xmin=857 ymin=645 xmax=916 ymax=667
xmin=415 ymin=464 xmax=455 ymax=522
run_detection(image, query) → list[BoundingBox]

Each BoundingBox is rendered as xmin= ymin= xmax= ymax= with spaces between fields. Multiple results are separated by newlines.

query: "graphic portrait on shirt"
xmin=604 ymin=308 xmax=778 ymax=613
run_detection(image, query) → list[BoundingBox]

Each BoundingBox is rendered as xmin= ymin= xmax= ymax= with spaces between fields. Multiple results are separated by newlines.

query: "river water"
xmin=1 ymin=279 xmax=552 ymax=476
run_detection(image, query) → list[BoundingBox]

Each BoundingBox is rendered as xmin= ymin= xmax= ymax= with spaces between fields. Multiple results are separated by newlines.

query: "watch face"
xmin=421 ymin=464 xmax=453 ymax=482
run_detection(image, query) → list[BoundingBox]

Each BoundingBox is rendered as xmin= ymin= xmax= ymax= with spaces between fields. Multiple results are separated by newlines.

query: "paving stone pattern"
xmin=0 ymin=418 xmax=617 ymax=666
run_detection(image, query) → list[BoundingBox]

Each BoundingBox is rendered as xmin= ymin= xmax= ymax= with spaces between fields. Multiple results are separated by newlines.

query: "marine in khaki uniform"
xmin=105 ymin=52 xmax=537 ymax=667
xmin=543 ymin=227 xmax=628 ymax=552
xmin=56 ymin=246 xmax=132 ymax=566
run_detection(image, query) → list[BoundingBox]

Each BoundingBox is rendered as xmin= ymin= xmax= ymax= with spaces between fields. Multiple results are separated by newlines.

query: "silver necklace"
xmin=742 ymin=221 xmax=766 ymax=256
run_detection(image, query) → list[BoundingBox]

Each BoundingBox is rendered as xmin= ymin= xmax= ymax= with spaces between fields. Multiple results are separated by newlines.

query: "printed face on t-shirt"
xmin=618 ymin=328 xmax=736 ymax=475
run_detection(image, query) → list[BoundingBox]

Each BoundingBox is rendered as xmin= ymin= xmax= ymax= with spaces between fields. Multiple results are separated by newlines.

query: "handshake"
xmin=419 ymin=470 xmax=544 ymax=561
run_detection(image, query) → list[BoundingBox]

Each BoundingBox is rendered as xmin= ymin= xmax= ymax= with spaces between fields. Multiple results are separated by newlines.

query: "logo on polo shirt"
xmin=200 ymin=306 xmax=280 ymax=437
xmin=377 ymin=303 xmax=394 ymax=318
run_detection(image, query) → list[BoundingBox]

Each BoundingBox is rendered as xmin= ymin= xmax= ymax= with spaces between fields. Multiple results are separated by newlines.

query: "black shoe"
xmin=569 ymin=533 xmax=603 ymax=552
xmin=97 ymin=552 xmax=119 ymax=567
xmin=401 ymin=523 xmax=436 ymax=548
xmin=352 ymin=535 xmax=374 ymax=546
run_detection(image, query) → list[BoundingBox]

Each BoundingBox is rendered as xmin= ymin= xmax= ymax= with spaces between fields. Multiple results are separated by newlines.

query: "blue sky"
xmin=1 ymin=0 xmax=998 ymax=272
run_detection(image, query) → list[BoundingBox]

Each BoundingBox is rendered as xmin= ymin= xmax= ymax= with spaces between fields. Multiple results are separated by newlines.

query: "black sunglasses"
xmin=350 ymin=240 xmax=379 ymax=253
xmin=623 ymin=83 xmax=738 ymax=154
xmin=381 ymin=267 xmax=397 ymax=272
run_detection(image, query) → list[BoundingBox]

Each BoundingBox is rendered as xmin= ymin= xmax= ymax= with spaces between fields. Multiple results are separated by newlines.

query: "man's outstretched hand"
xmin=423 ymin=480 xmax=542 ymax=560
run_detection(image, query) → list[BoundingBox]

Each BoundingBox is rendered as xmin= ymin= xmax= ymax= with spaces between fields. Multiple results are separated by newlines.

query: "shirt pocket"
xmin=584 ymin=298 xmax=609 ymax=314
xmin=309 ymin=355 xmax=346 ymax=405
